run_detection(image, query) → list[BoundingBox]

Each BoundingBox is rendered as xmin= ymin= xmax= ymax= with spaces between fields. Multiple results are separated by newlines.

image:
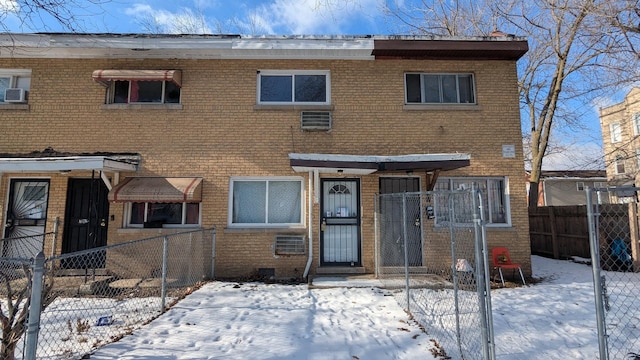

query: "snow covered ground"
xmin=83 ymin=256 xmax=633 ymax=359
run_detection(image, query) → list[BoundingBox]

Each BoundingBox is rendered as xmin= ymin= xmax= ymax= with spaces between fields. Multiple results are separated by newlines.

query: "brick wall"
xmin=0 ymin=56 xmax=530 ymax=278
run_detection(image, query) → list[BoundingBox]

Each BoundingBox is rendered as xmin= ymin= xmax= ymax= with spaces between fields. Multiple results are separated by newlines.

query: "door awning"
xmin=92 ymin=69 xmax=182 ymax=87
xmin=0 ymin=155 xmax=139 ymax=172
xmin=289 ymin=153 xmax=471 ymax=174
xmin=108 ymin=177 xmax=203 ymax=203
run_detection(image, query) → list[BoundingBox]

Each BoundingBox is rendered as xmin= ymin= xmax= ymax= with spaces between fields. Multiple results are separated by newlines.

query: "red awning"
xmin=92 ymin=69 xmax=182 ymax=87
xmin=108 ymin=177 xmax=202 ymax=203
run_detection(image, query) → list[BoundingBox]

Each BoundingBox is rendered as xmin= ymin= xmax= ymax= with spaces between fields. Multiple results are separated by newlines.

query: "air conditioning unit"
xmin=4 ymin=88 xmax=27 ymax=103
xmin=301 ymin=111 xmax=332 ymax=131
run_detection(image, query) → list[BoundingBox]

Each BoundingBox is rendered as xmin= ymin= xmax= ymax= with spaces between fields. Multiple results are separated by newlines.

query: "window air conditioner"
xmin=300 ymin=111 xmax=332 ymax=131
xmin=4 ymin=88 xmax=27 ymax=103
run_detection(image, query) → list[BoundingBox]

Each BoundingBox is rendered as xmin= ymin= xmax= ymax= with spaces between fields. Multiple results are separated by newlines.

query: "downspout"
xmin=303 ymin=170 xmax=316 ymax=279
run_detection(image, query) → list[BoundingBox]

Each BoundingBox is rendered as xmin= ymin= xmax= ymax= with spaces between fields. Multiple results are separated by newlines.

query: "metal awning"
xmin=0 ymin=155 xmax=138 ymax=172
xmin=108 ymin=177 xmax=203 ymax=203
xmin=289 ymin=153 xmax=471 ymax=174
xmin=92 ymin=69 xmax=182 ymax=87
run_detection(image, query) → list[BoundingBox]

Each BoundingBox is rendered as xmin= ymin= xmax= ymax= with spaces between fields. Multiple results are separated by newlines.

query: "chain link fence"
xmin=0 ymin=227 xmax=215 ymax=359
xmin=587 ymin=188 xmax=640 ymax=360
xmin=376 ymin=189 xmax=493 ymax=360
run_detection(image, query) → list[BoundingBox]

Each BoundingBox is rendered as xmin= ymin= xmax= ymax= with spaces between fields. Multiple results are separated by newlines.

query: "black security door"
xmin=62 ymin=177 xmax=109 ymax=268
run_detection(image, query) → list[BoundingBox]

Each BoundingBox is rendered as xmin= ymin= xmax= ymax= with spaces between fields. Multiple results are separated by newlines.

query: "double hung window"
xmin=433 ymin=177 xmax=509 ymax=226
xmin=610 ymin=122 xmax=622 ymax=143
xmin=405 ymin=73 xmax=475 ymax=104
xmin=0 ymin=69 xmax=31 ymax=103
xmin=230 ymin=177 xmax=303 ymax=227
xmin=257 ymin=70 xmax=330 ymax=105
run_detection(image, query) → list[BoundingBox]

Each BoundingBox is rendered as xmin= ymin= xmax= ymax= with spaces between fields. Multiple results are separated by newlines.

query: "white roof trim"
xmin=0 ymin=156 xmax=138 ymax=173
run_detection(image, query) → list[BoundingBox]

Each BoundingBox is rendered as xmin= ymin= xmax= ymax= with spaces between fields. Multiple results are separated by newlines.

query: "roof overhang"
xmin=372 ymin=38 xmax=528 ymax=60
xmin=92 ymin=69 xmax=182 ymax=87
xmin=0 ymin=156 xmax=138 ymax=173
xmin=289 ymin=153 xmax=471 ymax=174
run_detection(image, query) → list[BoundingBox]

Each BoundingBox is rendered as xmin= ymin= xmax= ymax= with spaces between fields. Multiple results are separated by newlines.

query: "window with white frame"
xmin=433 ymin=177 xmax=509 ymax=225
xmin=610 ymin=122 xmax=622 ymax=143
xmin=257 ymin=70 xmax=330 ymax=105
xmin=615 ymin=155 xmax=626 ymax=174
xmin=109 ymin=80 xmax=180 ymax=104
xmin=636 ymin=148 xmax=640 ymax=170
xmin=633 ymin=113 xmax=640 ymax=136
xmin=230 ymin=177 xmax=303 ymax=227
xmin=0 ymin=69 xmax=31 ymax=103
xmin=576 ymin=182 xmax=585 ymax=191
xmin=126 ymin=202 xmax=200 ymax=227
xmin=405 ymin=73 xmax=475 ymax=104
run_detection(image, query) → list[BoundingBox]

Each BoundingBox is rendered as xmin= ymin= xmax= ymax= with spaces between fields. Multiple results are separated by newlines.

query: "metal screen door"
xmin=320 ymin=179 xmax=360 ymax=266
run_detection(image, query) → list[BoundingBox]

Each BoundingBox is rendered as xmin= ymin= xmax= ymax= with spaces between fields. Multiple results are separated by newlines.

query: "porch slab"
xmin=309 ymin=274 xmax=383 ymax=289
xmin=315 ymin=266 xmax=366 ymax=275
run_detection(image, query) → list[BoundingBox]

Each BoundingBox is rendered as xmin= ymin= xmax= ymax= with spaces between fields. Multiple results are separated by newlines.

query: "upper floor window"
xmin=634 ymin=113 xmax=640 ymax=136
xmin=405 ymin=73 xmax=475 ymax=104
xmin=257 ymin=70 xmax=330 ymax=105
xmin=110 ymin=80 xmax=180 ymax=104
xmin=229 ymin=177 xmax=303 ymax=227
xmin=0 ymin=69 xmax=31 ymax=104
xmin=610 ymin=122 xmax=622 ymax=143
xmin=92 ymin=69 xmax=182 ymax=105
xmin=615 ymin=155 xmax=626 ymax=174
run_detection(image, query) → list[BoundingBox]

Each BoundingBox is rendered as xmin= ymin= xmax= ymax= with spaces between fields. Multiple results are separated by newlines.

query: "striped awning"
xmin=92 ymin=69 xmax=182 ymax=87
xmin=108 ymin=177 xmax=202 ymax=203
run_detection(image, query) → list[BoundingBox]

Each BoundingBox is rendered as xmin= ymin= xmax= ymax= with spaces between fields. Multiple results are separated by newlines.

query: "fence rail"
xmin=0 ymin=227 xmax=216 ymax=360
xmin=375 ymin=189 xmax=493 ymax=360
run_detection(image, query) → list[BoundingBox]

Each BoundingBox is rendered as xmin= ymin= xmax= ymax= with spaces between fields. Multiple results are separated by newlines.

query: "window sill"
xmin=0 ymin=103 xmax=29 ymax=110
xmin=253 ymin=104 xmax=334 ymax=111
xmin=101 ymin=103 xmax=183 ymax=110
xmin=224 ymin=226 xmax=307 ymax=234
xmin=403 ymin=104 xmax=481 ymax=111
xmin=116 ymin=226 xmax=201 ymax=234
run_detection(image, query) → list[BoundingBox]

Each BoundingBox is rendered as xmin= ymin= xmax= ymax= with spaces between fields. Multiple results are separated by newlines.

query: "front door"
xmin=62 ymin=178 xmax=109 ymax=268
xmin=3 ymin=179 xmax=50 ymax=258
xmin=320 ymin=179 xmax=361 ymax=266
xmin=379 ymin=177 xmax=423 ymax=266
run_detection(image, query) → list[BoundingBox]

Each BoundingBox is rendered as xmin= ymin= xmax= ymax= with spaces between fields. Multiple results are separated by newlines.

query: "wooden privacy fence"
xmin=529 ymin=204 xmax=632 ymax=260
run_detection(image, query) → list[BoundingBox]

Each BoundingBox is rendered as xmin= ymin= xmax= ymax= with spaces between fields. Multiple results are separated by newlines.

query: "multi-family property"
xmin=527 ymin=170 xmax=609 ymax=206
xmin=0 ymin=33 xmax=530 ymax=279
xmin=600 ymin=87 xmax=640 ymax=202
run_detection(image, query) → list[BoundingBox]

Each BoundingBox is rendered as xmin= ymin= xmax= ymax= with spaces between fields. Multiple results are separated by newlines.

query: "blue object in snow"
xmin=96 ymin=316 xmax=113 ymax=326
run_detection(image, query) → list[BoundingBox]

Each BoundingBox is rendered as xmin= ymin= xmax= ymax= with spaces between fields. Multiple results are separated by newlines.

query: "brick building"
xmin=0 ymin=33 xmax=530 ymax=279
xmin=600 ymin=87 xmax=640 ymax=201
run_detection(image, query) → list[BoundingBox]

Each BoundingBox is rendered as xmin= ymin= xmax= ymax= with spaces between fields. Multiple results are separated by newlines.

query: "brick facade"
xmin=0 ymin=34 xmax=530 ymax=279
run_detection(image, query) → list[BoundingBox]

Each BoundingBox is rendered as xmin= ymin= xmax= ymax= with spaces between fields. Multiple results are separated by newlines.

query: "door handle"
xmin=100 ymin=219 xmax=106 ymax=227
xmin=321 ymin=218 xmax=327 ymax=232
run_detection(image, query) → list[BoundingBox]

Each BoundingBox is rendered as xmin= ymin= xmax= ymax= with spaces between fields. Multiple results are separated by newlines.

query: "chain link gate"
xmin=587 ymin=187 xmax=640 ymax=360
xmin=375 ymin=188 xmax=494 ymax=360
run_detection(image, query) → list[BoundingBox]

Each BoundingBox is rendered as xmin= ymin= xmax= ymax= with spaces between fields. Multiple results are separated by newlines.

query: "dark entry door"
xmin=62 ymin=178 xmax=109 ymax=268
xmin=379 ymin=177 xmax=423 ymax=267
xmin=320 ymin=179 xmax=361 ymax=266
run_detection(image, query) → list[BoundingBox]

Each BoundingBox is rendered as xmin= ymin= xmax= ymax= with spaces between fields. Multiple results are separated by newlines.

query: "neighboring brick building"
xmin=600 ymin=87 xmax=640 ymax=202
xmin=0 ymin=33 xmax=530 ymax=279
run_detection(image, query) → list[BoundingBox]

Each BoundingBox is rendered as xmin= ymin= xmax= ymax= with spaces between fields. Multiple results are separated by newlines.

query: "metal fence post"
xmin=161 ymin=235 xmax=169 ymax=312
xmin=25 ymin=252 xmax=45 ymax=360
xmin=402 ymin=194 xmax=410 ymax=312
xmin=210 ymin=227 xmax=216 ymax=279
xmin=586 ymin=188 xmax=609 ymax=360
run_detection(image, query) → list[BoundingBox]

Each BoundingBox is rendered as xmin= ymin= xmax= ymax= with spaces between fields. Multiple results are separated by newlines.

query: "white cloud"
xmin=542 ymin=143 xmax=605 ymax=171
xmin=0 ymin=0 xmax=18 ymax=13
xmin=125 ymin=3 xmax=212 ymax=34
xmin=253 ymin=0 xmax=383 ymax=34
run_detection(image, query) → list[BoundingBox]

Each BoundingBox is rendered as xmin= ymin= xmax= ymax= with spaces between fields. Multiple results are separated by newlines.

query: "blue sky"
xmin=1 ymin=0 xmax=389 ymax=34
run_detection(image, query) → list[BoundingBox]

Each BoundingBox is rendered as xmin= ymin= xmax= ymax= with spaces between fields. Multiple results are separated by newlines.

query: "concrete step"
xmin=315 ymin=266 xmax=366 ymax=275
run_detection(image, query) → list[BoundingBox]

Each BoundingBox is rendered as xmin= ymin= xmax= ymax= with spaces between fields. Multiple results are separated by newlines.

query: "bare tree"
xmin=0 ymin=0 xmax=111 ymax=32
xmin=379 ymin=0 xmax=639 ymax=208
